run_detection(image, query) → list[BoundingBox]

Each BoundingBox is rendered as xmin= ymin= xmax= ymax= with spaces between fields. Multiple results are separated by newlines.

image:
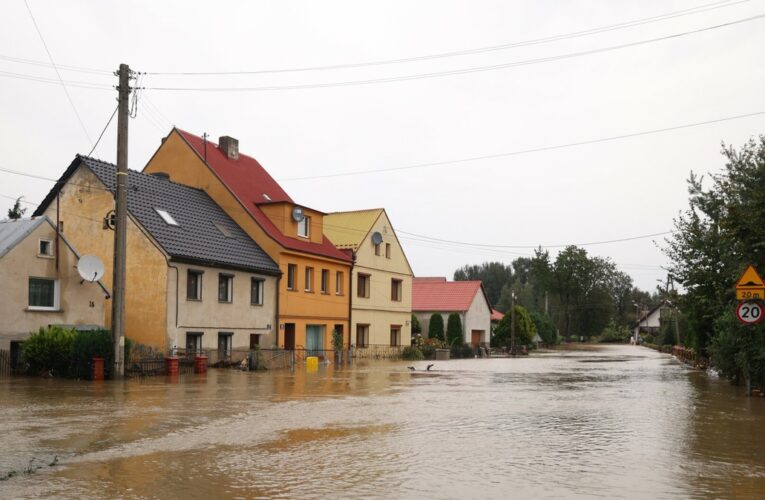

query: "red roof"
xmin=176 ymin=129 xmax=351 ymax=262
xmin=491 ymin=309 xmax=504 ymax=321
xmin=412 ymin=278 xmax=488 ymax=312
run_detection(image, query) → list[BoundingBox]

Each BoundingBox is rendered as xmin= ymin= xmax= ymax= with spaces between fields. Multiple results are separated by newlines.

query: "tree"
xmin=446 ymin=313 xmax=463 ymax=346
xmin=411 ymin=314 xmax=422 ymax=335
xmin=7 ymin=196 xmax=26 ymax=220
xmin=454 ymin=262 xmax=512 ymax=306
xmin=428 ymin=313 xmax=445 ymax=341
xmin=529 ymin=311 xmax=557 ymax=345
xmin=493 ymin=305 xmax=536 ymax=347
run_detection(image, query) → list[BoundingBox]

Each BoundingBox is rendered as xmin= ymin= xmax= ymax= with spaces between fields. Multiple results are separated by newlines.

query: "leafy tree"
xmin=454 ymin=262 xmax=512 ymax=306
xmin=493 ymin=305 xmax=536 ymax=347
xmin=7 ymin=196 xmax=26 ymax=220
xmin=446 ymin=313 xmax=463 ymax=346
xmin=411 ymin=314 xmax=422 ymax=335
xmin=428 ymin=313 xmax=445 ymax=341
xmin=529 ymin=311 xmax=557 ymax=345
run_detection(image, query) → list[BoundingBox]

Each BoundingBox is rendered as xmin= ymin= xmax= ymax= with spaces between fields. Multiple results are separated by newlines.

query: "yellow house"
xmin=33 ymin=155 xmax=281 ymax=356
xmin=144 ymin=129 xmax=352 ymax=353
xmin=324 ymin=209 xmax=413 ymax=355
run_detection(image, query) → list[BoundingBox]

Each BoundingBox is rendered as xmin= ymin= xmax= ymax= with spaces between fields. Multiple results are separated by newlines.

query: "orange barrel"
xmin=165 ymin=356 xmax=179 ymax=376
xmin=194 ymin=355 xmax=208 ymax=374
xmin=91 ymin=357 xmax=104 ymax=381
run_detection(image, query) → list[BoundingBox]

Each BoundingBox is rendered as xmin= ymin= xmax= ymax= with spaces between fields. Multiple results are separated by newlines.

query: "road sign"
xmin=736 ymin=301 xmax=764 ymax=325
xmin=736 ymin=265 xmax=765 ymax=300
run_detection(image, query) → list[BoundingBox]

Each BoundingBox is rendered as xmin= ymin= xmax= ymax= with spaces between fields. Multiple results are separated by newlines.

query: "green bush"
xmin=530 ymin=311 xmax=557 ymax=345
xmin=411 ymin=314 xmax=422 ymax=335
xmin=420 ymin=344 xmax=436 ymax=359
xmin=598 ymin=321 xmax=631 ymax=343
xmin=401 ymin=346 xmax=424 ymax=361
xmin=22 ymin=326 xmax=75 ymax=376
xmin=450 ymin=343 xmax=475 ymax=359
xmin=493 ymin=306 xmax=536 ymax=347
xmin=70 ymin=329 xmax=113 ymax=379
xmin=428 ymin=314 xmax=445 ymax=341
xmin=446 ymin=313 xmax=463 ymax=347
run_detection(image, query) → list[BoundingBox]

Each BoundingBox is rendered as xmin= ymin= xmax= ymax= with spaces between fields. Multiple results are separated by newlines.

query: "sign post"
xmin=735 ymin=265 xmax=765 ymax=301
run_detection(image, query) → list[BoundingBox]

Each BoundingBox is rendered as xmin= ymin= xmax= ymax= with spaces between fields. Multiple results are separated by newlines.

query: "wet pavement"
xmin=1 ymin=345 xmax=764 ymax=499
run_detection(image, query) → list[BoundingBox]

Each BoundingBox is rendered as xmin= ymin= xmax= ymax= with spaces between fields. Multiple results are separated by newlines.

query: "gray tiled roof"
xmin=80 ymin=156 xmax=280 ymax=275
xmin=0 ymin=217 xmax=46 ymax=259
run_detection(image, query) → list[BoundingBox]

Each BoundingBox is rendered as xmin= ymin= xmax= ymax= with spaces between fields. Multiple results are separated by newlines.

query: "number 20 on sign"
xmin=736 ymin=301 xmax=764 ymax=325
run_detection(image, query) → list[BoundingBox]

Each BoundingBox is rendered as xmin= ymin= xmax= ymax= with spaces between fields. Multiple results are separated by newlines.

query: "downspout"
xmin=275 ymin=274 xmax=281 ymax=348
xmin=55 ymin=190 xmax=60 ymax=271
xmin=348 ymin=252 xmax=355 ymax=349
xmin=168 ymin=263 xmax=180 ymax=353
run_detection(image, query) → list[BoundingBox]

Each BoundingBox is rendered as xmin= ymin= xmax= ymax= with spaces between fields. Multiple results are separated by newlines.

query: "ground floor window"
xmin=356 ymin=324 xmax=370 ymax=348
xmin=218 ymin=332 xmax=233 ymax=359
xmin=306 ymin=325 xmax=326 ymax=355
xmin=28 ymin=277 xmax=58 ymax=310
xmin=250 ymin=333 xmax=260 ymax=349
xmin=390 ymin=326 xmax=401 ymax=347
xmin=186 ymin=332 xmax=203 ymax=354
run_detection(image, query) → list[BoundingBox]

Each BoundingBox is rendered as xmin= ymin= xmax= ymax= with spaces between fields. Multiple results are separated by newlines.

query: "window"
xmin=287 ymin=264 xmax=297 ymax=290
xmin=28 ymin=278 xmax=58 ymax=310
xmin=386 ymin=243 xmax=391 ymax=259
xmin=374 ymin=243 xmax=381 ymax=256
xmin=321 ymin=269 xmax=329 ymax=294
xmin=218 ymin=273 xmax=233 ymax=302
xmin=305 ymin=267 xmax=314 ymax=292
xmin=218 ymin=332 xmax=233 ymax=359
xmin=155 ymin=208 xmax=179 ymax=226
xmin=356 ymin=324 xmax=370 ymax=348
xmin=336 ymin=271 xmax=344 ymax=295
xmin=187 ymin=270 xmax=203 ymax=300
xmin=250 ymin=334 xmax=261 ymax=349
xmin=213 ymin=222 xmax=235 ymax=238
xmin=390 ymin=326 xmax=401 ymax=347
xmin=297 ymin=216 xmax=310 ymax=238
xmin=251 ymin=277 xmax=264 ymax=305
xmin=391 ymin=279 xmax=403 ymax=302
xmin=357 ymin=273 xmax=370 ymax=298
xmin=38 ymin=239 xmax=53 ymax=257
xmin=186 ymin=332 xmax=203 ymax=354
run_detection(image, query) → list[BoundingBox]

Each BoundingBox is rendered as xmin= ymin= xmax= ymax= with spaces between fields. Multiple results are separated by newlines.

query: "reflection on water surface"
xmin=1 ymin=345 xmax=765 ymax=499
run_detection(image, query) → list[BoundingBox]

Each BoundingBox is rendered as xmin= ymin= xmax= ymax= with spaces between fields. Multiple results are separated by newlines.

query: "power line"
xmin=145 ymin=0 xmax=749 ymax=76
xmin=278 ymin=109 xmax=765 ymax=181
xmin=0 ymin=53 xmax=112 ymax=75
xmin=87 ymin=105 xmax=118 ymax=157
xmin=0 ymin=70 xmax=112 ymax=89
xmin=144 ymin=14 xmax=765 ymax=92
xmin=23 ymin=0 xmax=94 ymax=146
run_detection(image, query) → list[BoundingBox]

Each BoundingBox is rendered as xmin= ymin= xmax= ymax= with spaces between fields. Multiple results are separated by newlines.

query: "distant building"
xmin=34 ymin=155 xmax=281 ymax=359
xmin=633 ymin=301 xmax=671 ymax=341
xmin=0 ymin=216 xmax=109 ymax=363
xmin=324 ymin=209 xmax=414 ymax=355
xmin=412 ymin=277 xmax=492 ymax=347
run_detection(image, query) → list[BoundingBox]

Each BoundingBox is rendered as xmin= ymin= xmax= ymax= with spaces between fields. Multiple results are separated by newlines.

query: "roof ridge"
xmin=79 ymin=155 xmax=206 ymax=194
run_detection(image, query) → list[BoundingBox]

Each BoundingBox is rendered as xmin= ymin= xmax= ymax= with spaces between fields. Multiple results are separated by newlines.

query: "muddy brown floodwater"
xmin=2 ymin=345 xmax=765 ymax=499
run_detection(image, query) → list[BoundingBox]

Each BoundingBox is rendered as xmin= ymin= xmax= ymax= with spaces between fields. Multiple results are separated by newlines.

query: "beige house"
xmin=0 ymin=217 xmax=109 ymax=360
xmin=33 ymin=155 xmax=281 ymax=360
xmin=324 ymin=209 xmax=413 ymax=355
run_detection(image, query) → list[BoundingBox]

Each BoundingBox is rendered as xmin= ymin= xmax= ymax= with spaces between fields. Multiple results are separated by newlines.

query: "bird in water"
xmin=427 ymin=364 xmax=434 ymax=371
xmin=407 ymin=366 xmax=415 ymax=371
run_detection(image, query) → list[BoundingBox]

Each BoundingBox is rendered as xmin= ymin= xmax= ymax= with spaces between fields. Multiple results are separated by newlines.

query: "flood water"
xmin=1 ymin=345 xmax=765 ymax=499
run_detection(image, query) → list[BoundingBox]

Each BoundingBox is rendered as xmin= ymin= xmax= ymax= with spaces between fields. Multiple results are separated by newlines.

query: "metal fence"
xmin=0 ymin=349 xmax=9 ymax=377
xmin=351 ymin=345 xmax=404 ymax=360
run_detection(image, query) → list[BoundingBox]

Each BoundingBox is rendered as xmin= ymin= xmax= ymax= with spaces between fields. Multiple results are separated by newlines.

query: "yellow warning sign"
xmin=736 ymin=265 xmax=765 ymax=300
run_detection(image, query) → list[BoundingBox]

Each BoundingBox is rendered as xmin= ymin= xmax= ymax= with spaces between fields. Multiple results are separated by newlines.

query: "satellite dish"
xmin=77 ymin=255 xmax=105 ymax=283
xmin=371 ymin=231 xmax=383 ymax=245
xmin=292 ymin=206 xmax=305 ymax=222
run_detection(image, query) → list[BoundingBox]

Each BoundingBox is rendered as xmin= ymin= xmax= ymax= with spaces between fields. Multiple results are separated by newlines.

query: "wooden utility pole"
xmin=112 ymin=63 xmax=130 ymax=378
xmin=510 ymin=291 xmax=516 ymax=352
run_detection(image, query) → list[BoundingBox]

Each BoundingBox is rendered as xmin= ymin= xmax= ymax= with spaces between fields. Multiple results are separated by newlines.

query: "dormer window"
xmin=155 ymin=208 xmax=179 ymax=226
xmin=297 ymin=216 xmax=310 ymax=238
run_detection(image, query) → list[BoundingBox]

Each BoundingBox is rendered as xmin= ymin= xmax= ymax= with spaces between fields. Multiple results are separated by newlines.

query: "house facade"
xmin=0 ymin=217 xmax=108 ymax=357
xmin=323 ymin=209 xmax=413 ymax=354
xmin=413 ymin=277 xmax=492 ymax=347
xmin=144 ymin=129 xmax=352 ymax=352
xmin=33 ymin=155 xmax=280 ymax=358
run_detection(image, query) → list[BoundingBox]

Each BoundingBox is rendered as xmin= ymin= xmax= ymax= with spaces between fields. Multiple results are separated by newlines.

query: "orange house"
xmin=144 ymin=129 xmax=352 ymax=352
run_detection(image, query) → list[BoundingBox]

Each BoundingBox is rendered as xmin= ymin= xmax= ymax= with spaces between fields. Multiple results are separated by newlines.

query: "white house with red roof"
xmin=412 ymin=277 xmax=492 ymax=347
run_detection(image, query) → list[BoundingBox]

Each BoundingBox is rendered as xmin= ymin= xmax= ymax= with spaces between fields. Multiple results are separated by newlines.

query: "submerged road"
xmin=1 ymin=345 xmax=764 ymax=499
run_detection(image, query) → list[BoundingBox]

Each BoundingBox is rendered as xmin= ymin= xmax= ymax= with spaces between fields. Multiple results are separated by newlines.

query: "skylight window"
xmin=262 ymin=193 xmax=272 ymax=201
xmin=214 ymin=221 xmax=235 ymax=238
xmin=155 ymin=208 xmax=179 ymax=226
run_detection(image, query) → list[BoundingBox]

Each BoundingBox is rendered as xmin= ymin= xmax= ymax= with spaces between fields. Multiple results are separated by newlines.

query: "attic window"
xmin=155 ymin=208 xmax=179 ymax=226
xmin=262 ymin=193 xmax=271 ymax=201
xmin=214 ymin=222 xmax=235 ymax=239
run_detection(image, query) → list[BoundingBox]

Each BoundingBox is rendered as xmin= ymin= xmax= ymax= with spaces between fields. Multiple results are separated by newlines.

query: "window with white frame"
xmin=287 ymin=264 xmax=297 ymax=290
xmin=187 ymin=270 xmax=203 ymax=300
xmin=28 ymin=278 xmax=58 ymax=310
xmin=321 ymin=269 xmax=329 ymax=294
xmin=305 ymin=267 xmax=314 ymax=292
xmin=297 ymin=216 xmax=310 ymax=238
xmin=218 ymin=273 xmax=233 ymax=302
xmin=336 ymin=271 xmax=344 ymax=295
xmin=251 ymin=277 xmax=264 ymax=305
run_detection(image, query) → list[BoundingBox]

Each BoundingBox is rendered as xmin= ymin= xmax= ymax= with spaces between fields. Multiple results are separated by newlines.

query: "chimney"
xmin=218 ymin=136 xmax=239 ymax=160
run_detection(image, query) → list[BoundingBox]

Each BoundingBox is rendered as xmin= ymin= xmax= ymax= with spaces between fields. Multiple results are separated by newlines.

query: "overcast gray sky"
xmin=2 ymin=0 xmax=764 ymax=291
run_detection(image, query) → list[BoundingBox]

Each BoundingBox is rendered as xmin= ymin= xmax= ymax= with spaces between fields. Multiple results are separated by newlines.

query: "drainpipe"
xmin=55 ymin=190 xmax=60 ymax=271
xmin=275 ymin=274 xmax=281 ymax=348
xmin=348 ymin=252 xmax=355 ymax=350
xmin=168 ymin=263 xmax=180 ymax=354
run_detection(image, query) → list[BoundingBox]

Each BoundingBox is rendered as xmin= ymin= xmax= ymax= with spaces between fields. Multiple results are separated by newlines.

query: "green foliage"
xmin=7 ymin=196 xmax=26 ymax=220
xmin=454 ymin=262 xmax=512 ymax=306
xmin=446 ymin=313 xmax=463 ymax=347
xmin=401 ymin=346 xmax=424 ymax=361
xmin=708 ymin=311 xmax=765 ymax=387
xmin=428 ymin=313 xmax=445 ymax=341
xmin=529 ymin=311 xmax=557 ymax=345
xmin=331 ymin=329 xmax=344 ymax=351
xmin=411 ymin=314 xmax=422 ymax=335
xmin=597 ymin=321 xmax=631 ymax=343
xmin=450 ymin=343 xmax=475 ymax=359
xmin=70 ymin=329 xmax=113 ymax=379
xmin=493 ymin=305 xmax=536 ymax=347
xmin=22 ymin=326 xmax=75 ymax=376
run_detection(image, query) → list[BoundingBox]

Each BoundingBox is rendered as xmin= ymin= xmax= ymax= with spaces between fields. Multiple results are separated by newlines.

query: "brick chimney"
xmin=218 ymin=136 xmax=239 ymax=160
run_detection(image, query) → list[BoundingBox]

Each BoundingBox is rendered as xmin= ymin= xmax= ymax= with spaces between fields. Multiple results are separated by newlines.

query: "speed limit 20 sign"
xmin=736 ymin=301 xmax=764 ymax=325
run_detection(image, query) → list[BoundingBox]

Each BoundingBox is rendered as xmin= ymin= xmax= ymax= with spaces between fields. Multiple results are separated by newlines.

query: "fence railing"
xmin=351 ymin=344 xmax=404 ymax=360
xmin=0 ymin=349 xmax=9 ymax=377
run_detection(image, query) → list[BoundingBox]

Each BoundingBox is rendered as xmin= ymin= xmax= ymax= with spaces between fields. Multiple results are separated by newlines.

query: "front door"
xmin=471 ymin=330 xmax=482 ymax=347
xmin=284 ymin=323 xmax=296 ymax=350
xmin=306 ymin=325 xmax=325 ymax=356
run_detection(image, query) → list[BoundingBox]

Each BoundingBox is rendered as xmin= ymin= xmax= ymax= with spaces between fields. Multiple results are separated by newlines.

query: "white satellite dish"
xmin=77 ymin=255 xmax=105 ymax=283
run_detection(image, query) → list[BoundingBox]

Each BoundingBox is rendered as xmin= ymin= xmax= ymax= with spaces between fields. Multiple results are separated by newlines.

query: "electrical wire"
xmin=87 ymin=105 xmax=118 ymax=157
xmin=145 ymin=0 xmax=750 ymax=76
xmin=0 ymin=70 xmax=112 ymax=89
xmin=0 ymin=53 xmax=112 ymax=75
xmin=278 ymin=109 xmax=765 ymax=181
xmin=144 ymin=14 xmax=765 ymax=92
xmin=23 ymin=0 xmax=94 ymax=146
